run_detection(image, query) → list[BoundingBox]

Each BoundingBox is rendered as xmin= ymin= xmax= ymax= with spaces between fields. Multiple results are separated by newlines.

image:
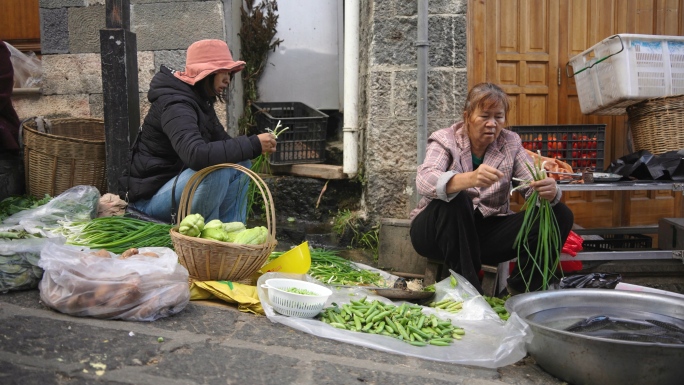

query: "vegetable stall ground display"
xmin=257 ymin=271 xmax=528 ymax=368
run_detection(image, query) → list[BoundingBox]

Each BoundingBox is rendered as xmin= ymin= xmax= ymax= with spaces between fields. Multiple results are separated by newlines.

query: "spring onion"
xmin=60 ymin=216 xmax=173 ymax=254
xmin=513 ymin=151 xmax=562 ymax=291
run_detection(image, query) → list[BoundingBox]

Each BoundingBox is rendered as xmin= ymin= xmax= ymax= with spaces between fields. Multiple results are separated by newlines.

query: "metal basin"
xmin=505 ymin=289 xmax=684 ymax=385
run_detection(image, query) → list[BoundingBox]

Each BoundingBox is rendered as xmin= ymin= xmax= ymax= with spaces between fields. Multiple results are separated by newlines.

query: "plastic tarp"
xmin=257 ymin=271 xmax=529 ymax=368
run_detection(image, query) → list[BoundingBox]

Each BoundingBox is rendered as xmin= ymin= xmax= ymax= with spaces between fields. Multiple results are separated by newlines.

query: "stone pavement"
xmin=0 ymin=289 xmax=564 ymax=385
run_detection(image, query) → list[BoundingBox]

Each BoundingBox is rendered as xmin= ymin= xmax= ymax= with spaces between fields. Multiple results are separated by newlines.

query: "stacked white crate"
xmin=569 ymin=34 xmax=684 ymax=115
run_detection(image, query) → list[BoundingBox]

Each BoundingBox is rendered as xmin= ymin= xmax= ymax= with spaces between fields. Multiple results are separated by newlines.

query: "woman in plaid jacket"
xmin=409 ymin=83 xmax=574 ymax=294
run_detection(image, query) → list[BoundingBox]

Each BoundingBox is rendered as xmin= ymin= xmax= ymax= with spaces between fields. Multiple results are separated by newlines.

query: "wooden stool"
xmin=480 ymin=264 xmax=499 ymax=297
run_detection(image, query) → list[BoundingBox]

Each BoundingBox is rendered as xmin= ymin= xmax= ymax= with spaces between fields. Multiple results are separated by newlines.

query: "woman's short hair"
xmin=463 ymin=82 xmax=510 ymax=118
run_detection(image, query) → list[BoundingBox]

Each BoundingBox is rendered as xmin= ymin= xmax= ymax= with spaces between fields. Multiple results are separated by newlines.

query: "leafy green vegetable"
xmin=0 ymin=194 xmax=52 ymax=222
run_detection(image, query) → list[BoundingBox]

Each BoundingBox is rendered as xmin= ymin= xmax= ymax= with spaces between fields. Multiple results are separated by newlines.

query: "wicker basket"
xmin=626 ymin=95 xmax=684 ymax=155
xmin=170 ymin=164 xmax=277 ymax=282
xmin=22 ymin=117 xmax=106 ymax=197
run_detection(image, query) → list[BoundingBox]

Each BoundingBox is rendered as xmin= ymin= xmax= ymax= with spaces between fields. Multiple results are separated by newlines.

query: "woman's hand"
xmin=470 ymin=164 xmax=504 ymax=188
xmin=258 ymin=133 xmax=277 ymax=154
xmin=530 ymin=176 xmax=558 ymax=201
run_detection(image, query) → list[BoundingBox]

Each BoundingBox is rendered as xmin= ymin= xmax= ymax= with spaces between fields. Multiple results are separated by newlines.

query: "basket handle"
xmin=566 ymin=34 xmax=624 ymax=78
xmin=175 ymin=163 xmax=276 ymax=243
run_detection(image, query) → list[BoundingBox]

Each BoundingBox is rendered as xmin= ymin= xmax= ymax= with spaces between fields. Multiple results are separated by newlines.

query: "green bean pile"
xmin=63 ymin=216 xmax=173 ymax=254
xmin=484 ymin=295 xmax=511 ymax=321
xmin=284 ymin=287 xmax=318 ymax=296
xmin=318 ymin=297 xmax=465 ymax=347
xmin=427 ymin=298 xmax=464 ymax=314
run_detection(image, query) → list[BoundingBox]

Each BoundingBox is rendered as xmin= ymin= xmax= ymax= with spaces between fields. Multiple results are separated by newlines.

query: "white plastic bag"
xmin=2 ymin=185 xmax=100 ymax=230
xmin=0 ymin=233 xmax=64 ymax=293
xmin=257 ymin=271 xmax=529 ymax=368
xmin=6 ymin=42 xmax=42 ymax=88
xmin=38 ymin=244 xmax=190 ymax=321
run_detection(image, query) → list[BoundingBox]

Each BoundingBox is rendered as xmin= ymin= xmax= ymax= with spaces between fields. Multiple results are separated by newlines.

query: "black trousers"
xmin=410 ymin=192 xmax=574 ymax=294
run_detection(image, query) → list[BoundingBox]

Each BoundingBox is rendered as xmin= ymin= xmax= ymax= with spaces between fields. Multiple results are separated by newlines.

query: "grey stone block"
xmin=154 ymin=50 xmax=186 ymax=73
xmin=89 ymin=93 xmax=103 ymax=117
xmin=42 ymin=53 xmax=102 ymax=95
xmin=372 ymin=17 xmax=416 ymax=66
xmin=137 ymin=51 xmax=155 ymax=91
xmin=426 ymin=15 xmax=466 ymax=68
xmin=397 ymin=0 xmax=467 ymax=16
xmin=366 ymin=118 xmax=417 ymax=173
xmin=364 ymin=167 xmax=412 ymax=218
xmin=132 ymin=2 xmax=224 ymax=51
xmin=68 ymin=4 xmax=106 ymax=53
xmin=40 ymin=0 xmax=87 ymax=8
xmin=12 ymin=93 xmax=91 ymax=119
xmin=393 ymin=70 xmax=417 ymax=119
xmin=368 ymin=71 xmax=391 ymax=118
xmin=373 ymin=0 xmax=395 ymax=19
xmin=40 ymin=8 xmax=69 ymax=54
xmin=426 ymin=69 xmax=454 ymax=116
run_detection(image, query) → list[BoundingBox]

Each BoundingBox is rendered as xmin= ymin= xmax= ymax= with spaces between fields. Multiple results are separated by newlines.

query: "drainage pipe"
xmin=343 ymin=0 xmax=360 ymax=176
xmin=416 ymin=0 xmax=429 ymax=166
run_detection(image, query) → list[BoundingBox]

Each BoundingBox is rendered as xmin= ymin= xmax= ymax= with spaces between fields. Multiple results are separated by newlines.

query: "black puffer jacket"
xmin=119 ymin=66 xmax=262 ymax=201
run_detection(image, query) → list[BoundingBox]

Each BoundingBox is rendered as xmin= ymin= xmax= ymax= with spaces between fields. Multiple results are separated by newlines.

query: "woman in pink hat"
xmin=119 ymin=39 xmax=276 ymax=224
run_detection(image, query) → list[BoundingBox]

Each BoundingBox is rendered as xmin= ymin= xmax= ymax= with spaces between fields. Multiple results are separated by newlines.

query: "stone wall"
xmin=14 ymin=0 xmax=239 ymax=133
xmin=360 ymin=0 xmax=468 ymax=220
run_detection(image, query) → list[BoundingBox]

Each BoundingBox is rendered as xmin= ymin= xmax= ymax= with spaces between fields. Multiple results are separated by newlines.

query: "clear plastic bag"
xmin=257 ymin=271 xmax=529 ymax=368
xmin=2 ymin=185 xmax=100 ymax=231
xmin=38 ymin=244 xmax=190 ymax=321
xmin=0 ymin=232 xmax=64 ymax=293
xmin=5 ymin=42 xmax=42 ymax=88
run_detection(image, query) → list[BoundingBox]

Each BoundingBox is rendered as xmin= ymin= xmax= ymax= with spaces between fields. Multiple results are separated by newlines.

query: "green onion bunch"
xmin=61 ymin=216 xmax=173 ymax=254
xmin=512 ymin=152 xmax=562 ymax=291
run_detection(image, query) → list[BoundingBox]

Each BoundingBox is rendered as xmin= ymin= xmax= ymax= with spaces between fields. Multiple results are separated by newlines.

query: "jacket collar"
xmin=453 ymin=122 xmax=506 ymax=170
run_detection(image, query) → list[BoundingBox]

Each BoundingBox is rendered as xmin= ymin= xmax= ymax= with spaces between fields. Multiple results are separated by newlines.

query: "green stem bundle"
xmin=513 ymin=153 xmax=562 ymax=291
xmin=62 ymin=216 xmax=173 ymax=254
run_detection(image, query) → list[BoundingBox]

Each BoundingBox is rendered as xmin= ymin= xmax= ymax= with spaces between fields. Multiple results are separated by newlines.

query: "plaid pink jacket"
xmin=409 ymin=122 xmax=561 ymax=222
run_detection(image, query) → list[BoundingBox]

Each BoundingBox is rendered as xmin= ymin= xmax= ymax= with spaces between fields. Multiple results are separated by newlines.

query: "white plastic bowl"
xmin=261 ymin=278 xmax=332 ymax=318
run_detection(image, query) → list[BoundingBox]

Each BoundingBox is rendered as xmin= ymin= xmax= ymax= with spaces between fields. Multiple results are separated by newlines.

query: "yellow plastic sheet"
xmin=190 ymin=280 xmax=264 ymax=315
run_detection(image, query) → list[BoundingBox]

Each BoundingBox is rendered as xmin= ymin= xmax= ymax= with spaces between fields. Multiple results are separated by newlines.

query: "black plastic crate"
xmin=509 ymin=124 xmax=606 ymax=170
xmin=252 ymin=102 xmax=328 ymax=165
xmin=582 ymin=234 xmax=653 ymax=251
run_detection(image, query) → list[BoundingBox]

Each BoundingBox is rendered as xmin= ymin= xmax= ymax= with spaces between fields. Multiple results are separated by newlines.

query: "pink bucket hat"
xmin=174 ymin=39 xmax=246 ymax=85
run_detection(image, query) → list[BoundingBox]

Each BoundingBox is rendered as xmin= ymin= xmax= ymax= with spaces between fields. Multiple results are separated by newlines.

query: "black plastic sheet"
xmin=605 ymin=149 xmax=684 ymax=181
xmin=559 ymin=273 xmax=622 ymax=289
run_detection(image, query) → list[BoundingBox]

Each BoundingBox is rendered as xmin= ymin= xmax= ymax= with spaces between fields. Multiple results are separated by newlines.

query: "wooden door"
xmin=469 ymin=0 xmax=560 ymax=126
xmin=0 ymin=0 xmax=41 ymax=53
xmin=469 ymin=0 xmax=684 ymax=236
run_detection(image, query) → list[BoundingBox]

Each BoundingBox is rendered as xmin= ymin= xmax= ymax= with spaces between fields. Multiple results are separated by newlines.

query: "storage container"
xmin=626 ymin=94 xmax=684 ymax=154
xmin=568 ymin=34 xmax=684 ymax=115
xmin=582 ymin=234 xmax=653 ymax=251
xmin=170 ymin=164 xmax=277 ymax=283
xmin=22 ymin=117 xmax=106 ymax=197
xmin=252 ymin=102 xmax=328 ymax=165
xmin=509 ymin=124 xmax=606 ymax=170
